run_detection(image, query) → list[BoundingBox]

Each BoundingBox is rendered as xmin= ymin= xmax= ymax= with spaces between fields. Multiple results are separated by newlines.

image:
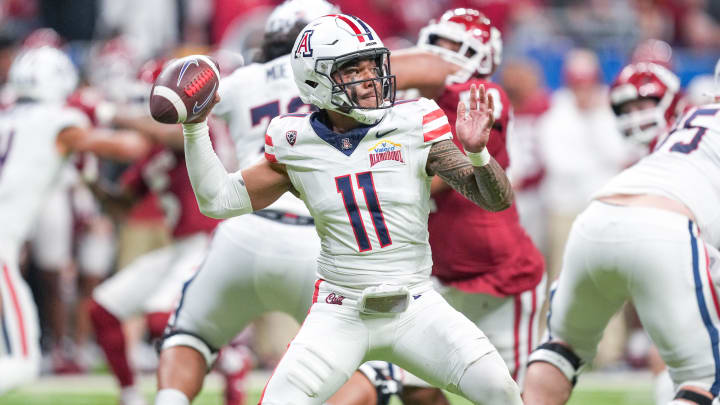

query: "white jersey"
xmin=0 ymin=102 xmax=87 ymax=255
xmin=214 ymin=54 xmax=312 ymax=216
xmin=594 ymin=103 xmax=720 ymax=247
xmin=264 ymin=98 xmax=452 ymax=288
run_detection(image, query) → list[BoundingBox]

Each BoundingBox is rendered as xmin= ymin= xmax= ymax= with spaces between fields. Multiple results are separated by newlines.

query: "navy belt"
xmin=253 ymin=209 xmax=314 ymax=226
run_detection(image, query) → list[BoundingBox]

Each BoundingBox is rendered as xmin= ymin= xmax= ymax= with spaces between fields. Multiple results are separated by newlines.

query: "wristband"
xmin=466 ymin=148 xmax=491 ymax=167
xmin=182 ymin=120 xmax=209 ymax=140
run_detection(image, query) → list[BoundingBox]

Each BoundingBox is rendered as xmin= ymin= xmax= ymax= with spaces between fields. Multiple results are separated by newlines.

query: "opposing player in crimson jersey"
xmin=0 ymin=46 xmax=149 ymax=395
xmin=180 ymin=12 xmax=519 ymax=405
xmin=396 ymin=10 xmax=546 ymax=399
xmin=88 ymin=140 xmax=230 ymax=405
xmin=523 ymin=63 xmax=720 ymax=404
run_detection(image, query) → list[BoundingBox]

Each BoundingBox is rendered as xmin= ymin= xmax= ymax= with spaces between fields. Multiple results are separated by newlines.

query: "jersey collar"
xmin=310 ymin=111 xmax=378 ymax=156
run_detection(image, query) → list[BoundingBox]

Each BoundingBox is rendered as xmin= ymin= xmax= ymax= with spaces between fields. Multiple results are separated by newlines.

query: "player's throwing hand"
xmin=455 ymin=83 xmax=495 ymax=153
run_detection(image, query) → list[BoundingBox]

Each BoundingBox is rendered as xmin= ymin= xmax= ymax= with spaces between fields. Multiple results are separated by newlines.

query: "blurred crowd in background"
xmin=0 ymin=0 xmax=719 ymax=380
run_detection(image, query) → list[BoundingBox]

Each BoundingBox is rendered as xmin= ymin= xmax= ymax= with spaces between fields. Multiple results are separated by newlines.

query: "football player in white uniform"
xmin=523 ymin=68 xmax=720 ymax=404
xmin=154 ymin=2 xmax=466 ymax=405
xmin=0 ymin=46 xmax=148 ymax=394
xmin=178 ymin=13 xmax=519 ymax=405
xmin=608 ymin=61 xmax=685 ymax=405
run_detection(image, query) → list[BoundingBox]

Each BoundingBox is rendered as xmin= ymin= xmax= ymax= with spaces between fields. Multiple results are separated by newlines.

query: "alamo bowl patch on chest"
xmin=368 ymin=140 xmax=404 ymax=167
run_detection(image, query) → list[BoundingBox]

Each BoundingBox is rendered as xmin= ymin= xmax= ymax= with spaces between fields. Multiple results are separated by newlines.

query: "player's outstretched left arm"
xmin=426 ymin=84 xmax=513 ymax=212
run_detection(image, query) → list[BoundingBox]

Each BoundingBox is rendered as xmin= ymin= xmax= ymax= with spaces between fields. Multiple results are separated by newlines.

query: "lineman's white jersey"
xmin=0 ymin=103 xmax=87 ymax=255
xmin=214 ymin=54 xmax=312 ymax=216
xmin=214 ymin=55 xmax=309 ymax=169
xmin=264 ymin=98 xmax=452 ymax=289
xmin=594 ymin=103 xmax=720 ymax=247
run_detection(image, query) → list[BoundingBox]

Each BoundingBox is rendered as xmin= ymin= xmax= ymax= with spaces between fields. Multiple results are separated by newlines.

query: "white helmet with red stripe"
xmin=290 ymin=14 xmax=396 ymax=125
xmin=417 ymin=8 xmax=502 ymax=82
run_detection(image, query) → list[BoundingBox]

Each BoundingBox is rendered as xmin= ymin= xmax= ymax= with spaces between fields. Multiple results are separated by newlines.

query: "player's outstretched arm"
xmin=183 ymin=115 xmax=290 ymax=218
xmin=391 ymin=48 xmax=460 ymax=94
xmin=57 ymin=127 xmax=151 ymax=161
xmin=426 ymin=84 xmax=513 ymax=211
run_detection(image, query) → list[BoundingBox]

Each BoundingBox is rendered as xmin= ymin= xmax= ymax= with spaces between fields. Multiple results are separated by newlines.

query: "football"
xmin=149 ymin=54 xmax=220 ymax=124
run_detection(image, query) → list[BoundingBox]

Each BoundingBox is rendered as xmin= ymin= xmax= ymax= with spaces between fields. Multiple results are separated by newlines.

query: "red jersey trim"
xmin=422 ymin=109 xmax=445 ymax=124
xmin=265 ymin=134 xmax=273 ymax=146
xmin=424 ymin=123 xmax=451 ymax=142
xmin=264 ymin=152 xmax=277 ymax=163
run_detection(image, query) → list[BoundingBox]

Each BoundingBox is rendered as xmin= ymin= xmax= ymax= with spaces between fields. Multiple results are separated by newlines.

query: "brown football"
xmin=149 ymin=55 xmax=220 ymax=124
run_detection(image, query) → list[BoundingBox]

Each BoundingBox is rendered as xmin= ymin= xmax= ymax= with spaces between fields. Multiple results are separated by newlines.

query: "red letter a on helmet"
xmin=295 ymin=30 xmax=313 ymax=58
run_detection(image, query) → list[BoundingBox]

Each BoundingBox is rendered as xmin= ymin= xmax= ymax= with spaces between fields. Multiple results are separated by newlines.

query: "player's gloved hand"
xmin=185 ymin=93 xmax=221 ymax=124
xmin=455 ymin=83 xmax=494 ymax=153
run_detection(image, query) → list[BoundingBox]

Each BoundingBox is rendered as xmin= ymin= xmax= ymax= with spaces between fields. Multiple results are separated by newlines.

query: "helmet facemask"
xmin=312 ymin=48 xmax=396 ymax=119
xmin=614 ymin=98 xmax=664 ymax=145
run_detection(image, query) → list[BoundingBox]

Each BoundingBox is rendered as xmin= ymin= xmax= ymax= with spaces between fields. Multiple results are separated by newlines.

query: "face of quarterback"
xmin=333 ymin=57 xmax=382 ymax=108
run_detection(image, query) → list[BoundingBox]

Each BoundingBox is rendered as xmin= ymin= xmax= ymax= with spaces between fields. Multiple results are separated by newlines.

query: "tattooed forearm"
xmin=426 ymin=140 xmax=513 ymax=211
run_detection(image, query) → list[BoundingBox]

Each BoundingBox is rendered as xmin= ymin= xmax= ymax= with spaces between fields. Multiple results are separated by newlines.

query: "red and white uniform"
xmin=0 ymin=102 xmax=88 ymax=393
xmin=258 ymin=98 xmax=506 ymax=403
xmin=549 ymin=104 xmax=720 ymax=393
xmin=427 ymin=79 xmax=546 ymax=384
xmin=93 ymin=145 xmax=221 ymax=320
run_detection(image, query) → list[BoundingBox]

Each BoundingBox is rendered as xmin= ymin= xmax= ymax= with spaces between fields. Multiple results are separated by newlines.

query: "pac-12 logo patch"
xmin=368 ymin=140 xmax=404 ymax=167
xmin=286 ymin=130 xmax=297 ymax=146
xmin=294 ymin=30 xmax=313 ymax=58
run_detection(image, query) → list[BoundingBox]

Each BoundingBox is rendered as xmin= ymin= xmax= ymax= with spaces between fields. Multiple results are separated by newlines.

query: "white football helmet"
xmin=265 ymin=0 xmax=340 ymax=35
xmin=417 ymin=8 xmax=502 ymax=83
xmin=290 ymin=14 xmax=396 ymax=125
xmin=8 ymin=46 xmax=78 ymax=103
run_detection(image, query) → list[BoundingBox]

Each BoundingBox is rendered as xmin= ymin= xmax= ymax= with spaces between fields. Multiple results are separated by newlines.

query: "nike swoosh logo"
xmin=192 ymin=82 xmax=217 ymax=115
xmin=177 ymin=58 xmax=199 ymax=87
xmin=376 ymin=128 xmax=397 ymax=138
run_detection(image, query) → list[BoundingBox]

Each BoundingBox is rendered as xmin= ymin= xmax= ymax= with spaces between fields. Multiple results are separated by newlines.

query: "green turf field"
xmin=0 ymin=372 xmax=655 ymax=405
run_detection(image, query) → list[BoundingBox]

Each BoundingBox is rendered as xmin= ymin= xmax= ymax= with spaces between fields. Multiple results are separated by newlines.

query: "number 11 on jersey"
xmin=336 ymin=172 xmax=392 ymax=252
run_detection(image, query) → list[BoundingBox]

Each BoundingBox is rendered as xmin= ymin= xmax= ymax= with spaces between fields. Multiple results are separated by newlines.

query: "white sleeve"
xmin=183 ymin=121 xmax=253 ymax=219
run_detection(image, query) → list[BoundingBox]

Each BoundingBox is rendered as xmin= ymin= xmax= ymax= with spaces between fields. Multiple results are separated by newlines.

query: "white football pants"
xmin=0 ymin=251 xmax=41 ymax=394
xmin=548 ymin=201 xmax=720 ymax=394
xmin=259 ymin=280 xmax=521 ymax=405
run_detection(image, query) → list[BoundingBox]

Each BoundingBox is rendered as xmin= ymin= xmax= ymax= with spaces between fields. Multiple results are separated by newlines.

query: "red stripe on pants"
xmin=2 ymin=263 xmax=28 ymax=356
xmin=704 ymin=245 xmax=720 ymax=318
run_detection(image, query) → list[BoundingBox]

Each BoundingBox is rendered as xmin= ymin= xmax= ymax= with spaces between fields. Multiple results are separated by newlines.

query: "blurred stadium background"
xmin=1 ymin=0 xmax=719 ymax=403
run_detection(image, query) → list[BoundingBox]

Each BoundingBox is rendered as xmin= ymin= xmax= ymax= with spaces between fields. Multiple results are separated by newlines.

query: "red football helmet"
xmin=417 ymin=8 xmax=502 ymax=82
xmin=610 ymin=62 xmax=682 ymax=145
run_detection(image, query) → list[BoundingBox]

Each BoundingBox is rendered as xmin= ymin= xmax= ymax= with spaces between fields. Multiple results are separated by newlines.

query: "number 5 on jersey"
xmin=336 ymin=172 xmax=392 ymax=252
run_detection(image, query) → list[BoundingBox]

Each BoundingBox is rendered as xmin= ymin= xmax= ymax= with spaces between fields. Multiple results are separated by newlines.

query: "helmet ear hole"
xmin=305 ymin=80 xmax=319 ymax=88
